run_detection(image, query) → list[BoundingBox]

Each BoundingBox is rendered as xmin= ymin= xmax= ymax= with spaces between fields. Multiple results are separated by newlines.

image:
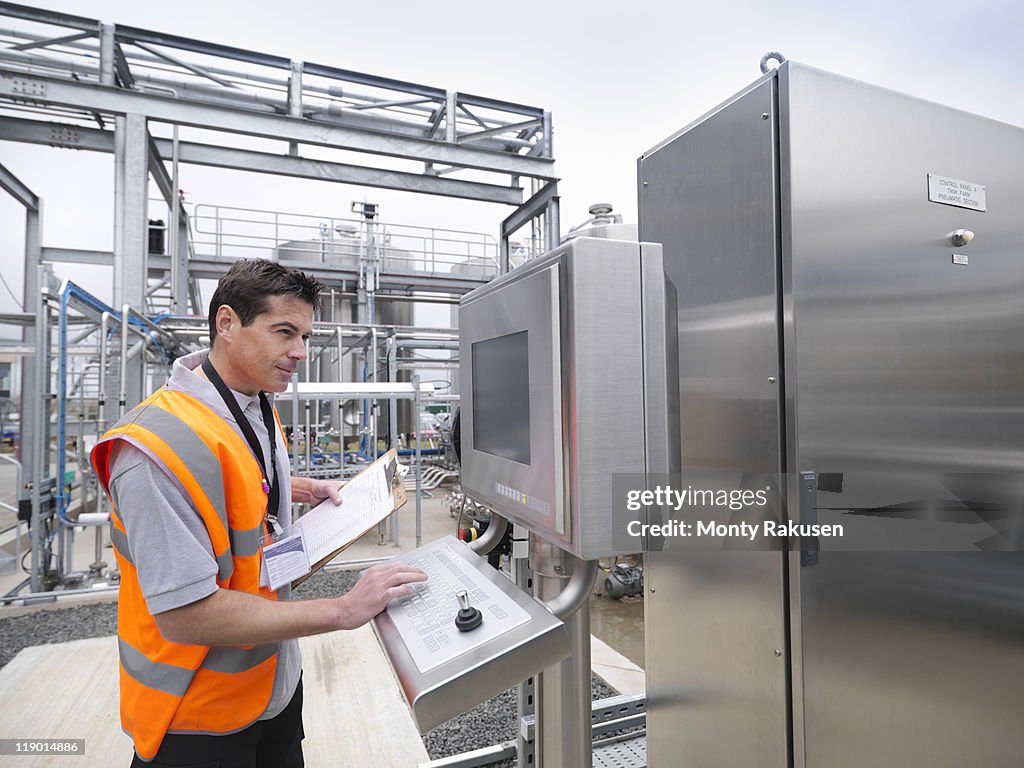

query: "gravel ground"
xmin=0 ymin=601 xmax=118 ymax=669
xmin=0 ymin=568 xmax=620 ymax=766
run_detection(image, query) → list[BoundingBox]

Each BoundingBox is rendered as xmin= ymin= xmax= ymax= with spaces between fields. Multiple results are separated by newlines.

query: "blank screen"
xmin=472 ymin=331 xmax=530 ymax=464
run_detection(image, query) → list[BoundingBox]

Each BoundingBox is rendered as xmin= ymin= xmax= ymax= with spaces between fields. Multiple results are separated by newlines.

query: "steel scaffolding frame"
xmin=0 ymin=3 xmax=560 ymax=600
xmin=2 ymin=283 xmax=462 ymax=602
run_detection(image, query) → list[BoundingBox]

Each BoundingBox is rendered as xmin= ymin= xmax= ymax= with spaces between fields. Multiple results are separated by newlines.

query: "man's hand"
xmin=292 ymin=476 xmax=344 ymax=505
xmin=154 ymin=561 xmax=428 ymax=645
xmin=335 ymin=562 xmax=428 ymax=630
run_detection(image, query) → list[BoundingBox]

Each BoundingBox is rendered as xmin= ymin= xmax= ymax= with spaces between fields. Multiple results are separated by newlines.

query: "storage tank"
xmin=274 ymin=223 xmax=417 ymax=272
xmin=274 ymin=223 xmax=416 ymax=446
xmin=450 ymin=256 xmax=498 ymax=280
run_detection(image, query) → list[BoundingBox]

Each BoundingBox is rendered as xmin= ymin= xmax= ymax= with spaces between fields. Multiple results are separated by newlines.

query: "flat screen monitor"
xmin=460 ymin=237 xmax=674 ymax=559
xmin=471 ymin=331 xmax=530 ymax=465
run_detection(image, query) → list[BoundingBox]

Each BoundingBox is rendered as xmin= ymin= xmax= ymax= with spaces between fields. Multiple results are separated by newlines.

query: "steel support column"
xmin=99 ymin=22 xmax=115 ymax=87
xmin=545 ymin=194 xmax=560 ymax=252
xmin=0 ymin=162 xmax=40 ymax=522
xmin=500 ymin=181 xmax=559 ymax=272
xmin=113 ymin=112 xmax=148 ymax=407
xmin=173 ymin=211 xmax=189 ymax=313
xmin=20 ymin=205 xmax=40 ymax=507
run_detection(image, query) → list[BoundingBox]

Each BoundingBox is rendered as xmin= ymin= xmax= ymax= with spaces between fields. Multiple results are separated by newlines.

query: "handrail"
xmin=467 ymin=512 xmax=509 ymax=556
xmin=543 ymin=557 xmax=599 ymax=621
xmin=186 ymin=204 xmax=499 ymax=282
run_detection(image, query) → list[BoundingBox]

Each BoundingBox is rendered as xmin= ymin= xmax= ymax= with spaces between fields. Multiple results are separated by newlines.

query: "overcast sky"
xmin=2 ymin=0 xmax=1024 ymax=318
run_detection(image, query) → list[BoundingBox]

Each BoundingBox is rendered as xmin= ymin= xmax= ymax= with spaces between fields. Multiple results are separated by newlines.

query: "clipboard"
xmin=290 ymin=448 xmax=408 ymax=587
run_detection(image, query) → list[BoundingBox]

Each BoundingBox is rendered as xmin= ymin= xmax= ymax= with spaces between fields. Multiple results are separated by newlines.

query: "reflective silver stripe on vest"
xmin=121 ymin=404 xmax=238 ymax=582
xmin=126 ymin=406 xmax=229 ymax=532
xmin=203 ymin=643 xmax=277 ymax=674
xmin=215 ymin=549 xmax=234 ymax=582
xmin=106 ymin=481 xmax=133 ymax=565
xmin=110 ymin=525 xmax=133 ymax=565
xmin=118 ymin=637 xmax=196 ymax=698
xmin=229 ymin=524 xmax=264 ymax=558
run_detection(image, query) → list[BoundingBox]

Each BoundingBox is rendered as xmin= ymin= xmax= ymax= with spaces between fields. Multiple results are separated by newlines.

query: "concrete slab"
xmin=0 ymin=630 xmax=429 ymax=766
xmin=590 ymin=634 xmax=645 ymax=696
xmin=300 ymin=627 xmax=429 ymax=765
xmin=0 ymin=636 xmax=124 ymax=766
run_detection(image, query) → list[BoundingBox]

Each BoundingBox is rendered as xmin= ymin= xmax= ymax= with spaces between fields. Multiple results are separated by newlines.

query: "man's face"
xmin=215 ymin=294 xmax=314 ymax=394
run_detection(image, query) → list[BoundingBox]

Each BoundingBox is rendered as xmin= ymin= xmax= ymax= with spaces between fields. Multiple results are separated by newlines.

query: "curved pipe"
xmin=543 ymin=557 xmax=599 ymax=621
xmin=467 ymin=511 xmax=508 ymax=556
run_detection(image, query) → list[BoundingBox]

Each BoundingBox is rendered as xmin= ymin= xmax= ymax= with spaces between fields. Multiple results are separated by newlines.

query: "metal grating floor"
xmin=593 ymin=735 xmax=647 ymax=768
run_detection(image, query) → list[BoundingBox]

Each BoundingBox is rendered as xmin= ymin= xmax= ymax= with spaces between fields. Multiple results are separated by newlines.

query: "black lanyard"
xmin=202 ymin=357 xmax=280 ymax=527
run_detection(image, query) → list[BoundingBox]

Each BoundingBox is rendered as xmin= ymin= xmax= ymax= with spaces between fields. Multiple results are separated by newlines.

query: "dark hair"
xmin=208 ymin=259 xmax=324 ymax=345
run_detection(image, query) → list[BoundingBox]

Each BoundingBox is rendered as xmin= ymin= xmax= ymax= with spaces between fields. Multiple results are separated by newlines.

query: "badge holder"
xmin=260 ymin=523 xmax=311 ymax=592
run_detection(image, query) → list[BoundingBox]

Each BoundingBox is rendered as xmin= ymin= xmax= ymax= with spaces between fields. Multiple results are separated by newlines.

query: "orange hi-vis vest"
xmin=91 ymin=387 xmax=282 ymax=761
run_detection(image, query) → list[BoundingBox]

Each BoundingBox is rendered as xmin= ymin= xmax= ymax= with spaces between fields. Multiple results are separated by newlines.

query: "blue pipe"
xmin=344 ymin=447 xmax=444 ymax=462
xmin=56 ymin=282 xmax=138 ymax=525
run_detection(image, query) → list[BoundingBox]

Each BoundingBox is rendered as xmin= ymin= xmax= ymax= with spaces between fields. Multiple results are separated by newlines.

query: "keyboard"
xmin=385 ymin=537 xmax=530 ymax=673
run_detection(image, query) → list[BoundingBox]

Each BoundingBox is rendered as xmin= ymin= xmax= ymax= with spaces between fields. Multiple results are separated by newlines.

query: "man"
xmin=91 ymin=259 xmax=426 ymax=767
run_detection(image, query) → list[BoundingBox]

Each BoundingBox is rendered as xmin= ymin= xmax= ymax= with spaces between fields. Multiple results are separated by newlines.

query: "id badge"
xmin=261 ymin=526 xmax=311 ymax=591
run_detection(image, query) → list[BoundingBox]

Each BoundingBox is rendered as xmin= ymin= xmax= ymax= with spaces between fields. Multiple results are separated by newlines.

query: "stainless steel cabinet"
xmin=639 ymin=62 xmax=1024 ymax=767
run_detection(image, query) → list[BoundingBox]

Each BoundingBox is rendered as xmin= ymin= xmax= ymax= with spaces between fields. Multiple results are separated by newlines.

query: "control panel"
xmin=372 ymin=535 xmax=569 ymax=732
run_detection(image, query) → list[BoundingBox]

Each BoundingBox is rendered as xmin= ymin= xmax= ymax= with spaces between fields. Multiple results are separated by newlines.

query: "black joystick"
xmin=454 ymin=589 xmax=483 ymax=632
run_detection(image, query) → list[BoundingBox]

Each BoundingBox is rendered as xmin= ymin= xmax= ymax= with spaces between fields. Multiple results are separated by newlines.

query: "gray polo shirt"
xmin=106 ymin=348 xmax=301 ymax=721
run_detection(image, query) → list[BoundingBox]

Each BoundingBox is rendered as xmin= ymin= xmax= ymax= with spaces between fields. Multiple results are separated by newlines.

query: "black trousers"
xmin=130 ymin=677 xmax=304 ymax=768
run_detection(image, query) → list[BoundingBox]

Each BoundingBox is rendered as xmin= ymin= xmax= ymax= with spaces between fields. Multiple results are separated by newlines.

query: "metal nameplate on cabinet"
xmin=372 ymin=535 xmax=570 ymax=732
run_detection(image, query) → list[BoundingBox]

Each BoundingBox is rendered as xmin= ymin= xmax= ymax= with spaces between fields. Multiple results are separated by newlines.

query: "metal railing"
xmin=190 ymin=203 xmax=499 ymax=280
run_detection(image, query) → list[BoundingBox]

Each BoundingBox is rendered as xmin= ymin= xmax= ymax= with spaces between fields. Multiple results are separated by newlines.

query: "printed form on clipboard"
xmin=290 ymin=449 xmax=408 ymax=586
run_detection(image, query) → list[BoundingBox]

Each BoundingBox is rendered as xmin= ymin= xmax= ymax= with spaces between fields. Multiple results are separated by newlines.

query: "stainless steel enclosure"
xmin=460 ymin=237 xmax=676 ymax=559
xmin=639 ymin=62 xmax=1024 ymax=767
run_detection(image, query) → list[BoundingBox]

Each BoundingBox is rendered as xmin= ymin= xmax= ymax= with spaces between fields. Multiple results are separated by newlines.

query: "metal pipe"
xmin=387 ymin=335 xmax=399 ymax=545
xmin=0 ymin=454 xmax=23 ymax=581
xmin=417 ymin=742 xmax=517 ymax=768
xmin=169 ymin=125 xmax=181 ymax=309
xmin=69 ymin=322 xmax=100 ymax=345
xmin=532 ymin=536 xmax=593 ymax=768
xmin=30 ymin=277 xmax=49 ymax=592
xmin=393 ymin=339 xmax=458 ymax=350
xmin=413 ymin=373 xmax=422 ymax=547
xmin=542 ymin=555 xmax=598 ymax=621
xmin=336 ymin=326 xmax=345 ymax=474
xmin=119 ymin=304 xmax=130 ymax=417
xmin=369 ymin=326 xmax=378 ymax=458
xmin=291 ymin=376 xmax=300 ymax=472
xmin=467 ymin=511 xmax=508 ymax=556
xmin=304 ymin=342 xmax=311 ymax=475
xmin=145 ymin=277 xmax=169 ymax=298
xmin=2 ymin=582 xmax=120 ymax=606
xmin=98 ymin=313 xmax=110 ymax=432
xmin=155 ymin=317 xmax=456 ymax=337
xmin=127 ymin=337 xmax=147 ymax=361
xmin=123 ymin=305 xmax=176 ymax=342
xmin=95 ymin=312 xmax=111 ymax=526
xmin=313 ymin=350 xmax=321 ymax=442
